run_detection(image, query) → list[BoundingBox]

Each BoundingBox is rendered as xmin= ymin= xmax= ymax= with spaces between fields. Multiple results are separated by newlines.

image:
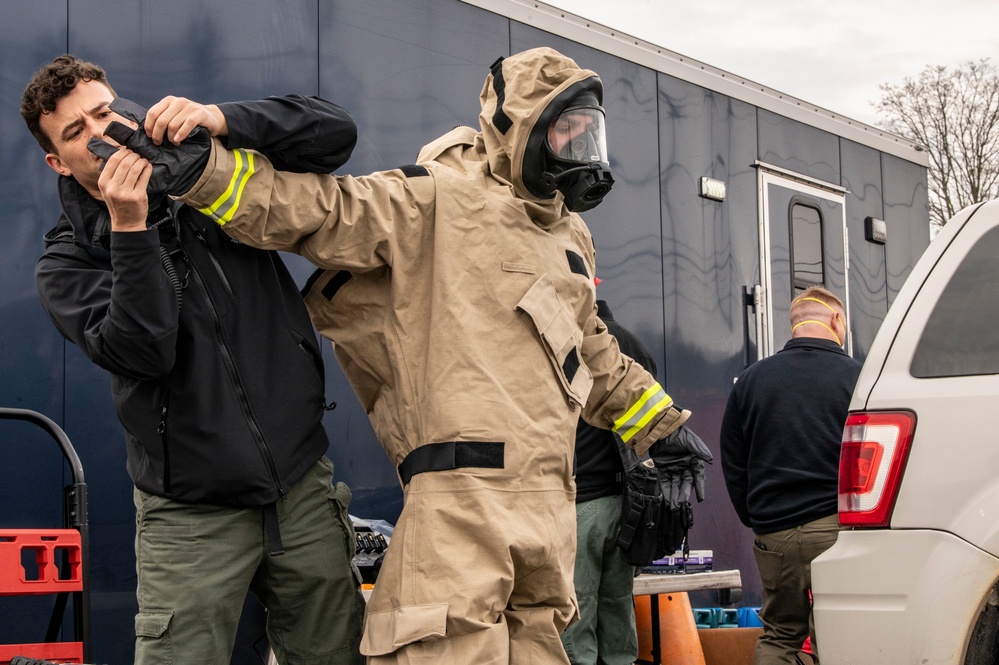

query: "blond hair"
xmin=790 ymin=286 xmax=845 ymax=329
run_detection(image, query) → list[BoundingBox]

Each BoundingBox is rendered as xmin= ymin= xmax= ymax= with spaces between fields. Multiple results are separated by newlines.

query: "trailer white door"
xmin=755 ymin=164 xmax=850 ymax=360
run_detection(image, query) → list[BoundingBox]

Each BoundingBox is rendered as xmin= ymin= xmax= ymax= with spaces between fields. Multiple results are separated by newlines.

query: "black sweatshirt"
xmin=720 ymin=337 xmax=862 ymax=534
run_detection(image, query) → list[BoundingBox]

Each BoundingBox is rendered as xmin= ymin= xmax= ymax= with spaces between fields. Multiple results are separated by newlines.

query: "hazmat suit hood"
xmin=477 ymin=47 xmax=607 ymax=210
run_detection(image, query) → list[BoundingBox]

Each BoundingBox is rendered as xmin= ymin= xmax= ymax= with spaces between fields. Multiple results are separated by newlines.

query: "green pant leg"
xmin=753 ymin=514 xmax=840 ymax=665
xmin=561 ymin=495 xmax=637 ymax=665
xmin=799 ymin=514 xmax=840 ymax=663
xmin=254 ymin=457 xmax=365 ymax=665
xmin=133 ymin=487 xmax=264 ymax=665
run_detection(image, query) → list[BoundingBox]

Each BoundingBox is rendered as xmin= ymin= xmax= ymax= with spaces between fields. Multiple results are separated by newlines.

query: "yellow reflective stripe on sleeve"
xmin=612 ymin=383 xmax=673 ymax=443
xmin=198 ymin=149 xmax=255 ymax=226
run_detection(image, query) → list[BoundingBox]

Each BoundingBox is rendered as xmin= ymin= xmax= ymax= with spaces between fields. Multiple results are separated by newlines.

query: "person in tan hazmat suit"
xmin=88 ymin=47 xmax=693 ymax=664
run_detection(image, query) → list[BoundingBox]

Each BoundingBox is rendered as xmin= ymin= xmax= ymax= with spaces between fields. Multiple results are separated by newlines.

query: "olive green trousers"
xmin=752 ymin=514 xmax=840 ymax=665
xmin=133 ymin=457 xmax=365 ymax=665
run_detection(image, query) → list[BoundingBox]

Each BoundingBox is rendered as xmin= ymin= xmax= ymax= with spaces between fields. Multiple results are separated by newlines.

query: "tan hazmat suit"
xmin=179 ymin=47 xmax=689 ymax=664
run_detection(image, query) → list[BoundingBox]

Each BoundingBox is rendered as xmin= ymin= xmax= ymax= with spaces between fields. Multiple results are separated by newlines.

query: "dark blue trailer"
xmin=0 ymin=0 xmax=928 ymax=661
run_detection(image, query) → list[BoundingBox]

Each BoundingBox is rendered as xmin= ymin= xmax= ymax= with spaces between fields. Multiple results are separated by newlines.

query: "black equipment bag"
xmin=614 ymin=438 xmax=694 ymax=566
xmin=615 ymin=459 xmax=667 ymax=566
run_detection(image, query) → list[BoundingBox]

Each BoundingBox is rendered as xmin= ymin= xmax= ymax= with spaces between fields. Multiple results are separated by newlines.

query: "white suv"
xmin=812 ymin=200 xmax=999 ymax=664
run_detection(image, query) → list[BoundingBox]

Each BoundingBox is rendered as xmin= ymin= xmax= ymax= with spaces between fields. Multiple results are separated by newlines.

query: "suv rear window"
xmin=910 ymin=224 xmax=999 ymax=378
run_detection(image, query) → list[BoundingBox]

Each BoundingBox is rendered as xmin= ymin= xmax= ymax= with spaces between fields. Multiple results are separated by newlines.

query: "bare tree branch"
xmin=876 ymin=59 xmax=999 ymax=228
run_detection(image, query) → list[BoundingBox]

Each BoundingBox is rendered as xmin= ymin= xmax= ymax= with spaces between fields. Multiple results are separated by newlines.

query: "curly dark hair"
xmin=21 ymin=54 xmax=115 ymax=153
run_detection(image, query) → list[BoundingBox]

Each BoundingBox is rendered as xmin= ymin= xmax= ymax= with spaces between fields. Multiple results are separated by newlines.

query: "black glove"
xmin=656 ymin=453 xmax=708 ymax=505
xmin=691 ymin=457 xmax=707 ymax=503
xmin=652 ymin=425 xmax=712 ymax=507
xmin=87 ymin=97 xmax=210 ymax=196
xmin=650 ymin=425 xmax=714 ymax=465
xmin=646 ymin=454 xmax=693 ymax=555
xmin=656 ymin=453 xmax=688 ymax=507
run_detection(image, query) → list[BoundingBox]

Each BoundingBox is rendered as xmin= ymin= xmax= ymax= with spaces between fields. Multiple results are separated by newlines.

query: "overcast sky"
xmin=544 ymin=0 xmax=999 ymax=126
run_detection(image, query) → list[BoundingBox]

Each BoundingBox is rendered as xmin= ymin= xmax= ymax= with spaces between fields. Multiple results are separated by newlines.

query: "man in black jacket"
xmin=720 ymin=286 xmax=862 ymax=664
xmin=21 ymin=55 xmax=364 ymax=665
xmin=562 ymin=299 xmax=712 ymax=665
xmin=561 ymin=299 xmax=657 ymax=665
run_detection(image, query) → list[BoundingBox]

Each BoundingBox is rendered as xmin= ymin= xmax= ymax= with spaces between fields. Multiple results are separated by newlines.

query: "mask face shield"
xmin=521 ymin=79 xmax=615 ymax=212
xmin=546 ymin=107 xmax=609 ymax=165
xmin=541 ymin=96 xmax=614 ymax=212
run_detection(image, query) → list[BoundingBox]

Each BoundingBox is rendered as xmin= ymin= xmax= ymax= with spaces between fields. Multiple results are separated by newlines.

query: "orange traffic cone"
xmin=635 ymin=591 xmax=706 ymax=664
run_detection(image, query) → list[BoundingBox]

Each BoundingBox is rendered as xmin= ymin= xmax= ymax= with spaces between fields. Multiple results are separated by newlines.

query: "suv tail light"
xmin=838 ymin=411 xmax=916 ymax=527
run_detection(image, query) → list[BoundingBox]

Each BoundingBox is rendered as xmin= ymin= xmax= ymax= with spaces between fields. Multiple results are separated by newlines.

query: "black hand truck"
xmin=0 ymin=408 xmax=91 ymax=664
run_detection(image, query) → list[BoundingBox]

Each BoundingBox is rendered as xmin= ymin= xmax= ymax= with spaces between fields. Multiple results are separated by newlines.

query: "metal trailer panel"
xmin=319 ymin=0 xmax=508 ymax=174
xmin=758 ymin=108 xmax=841 ymax=187
xmin=653 ymin=72 xmax=762 ymax=608
xmin=883 ymin=154 xmax=933 ymax=304
xmin=0 ymin=0 xmax=72 ymax=647
xmin=841 ymin=139 xmax=890 ymax=363
xmin=0 ymin=1 xmax=67 ymax=436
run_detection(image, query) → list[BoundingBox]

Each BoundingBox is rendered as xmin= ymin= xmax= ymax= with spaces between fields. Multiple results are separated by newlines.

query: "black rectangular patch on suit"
xmin=490 ymin=57 xmax=513 ymax=135
xmin=399 ymin=164 xmax=429 ymax=178
xmin=301 ymin=267 xmax=324 ymax=298
xmin=565 ymin=250 xmax=589 ymax=278
xmin=562 ymin=346 xmax=580 ymax=383
xmin=321 ymin=270 xmax=353 ymax=300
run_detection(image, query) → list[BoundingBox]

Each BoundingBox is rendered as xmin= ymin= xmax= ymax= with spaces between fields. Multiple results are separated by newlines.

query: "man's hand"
xmin=145 ymin=96 xmax=228 ymax=146
xmin=98 ymin=148 xmax=152 ymax=232
xmin=87 ymin=97 xmax=210 ymax=197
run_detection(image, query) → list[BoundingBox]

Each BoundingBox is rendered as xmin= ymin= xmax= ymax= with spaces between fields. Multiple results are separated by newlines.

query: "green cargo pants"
xmin=753 ymin=513 xmax=840 ymax=665
xmin=133 ymin=456 xmax=365 ymax=665
xmin=560 ymin=494 xmax=638 ymax=665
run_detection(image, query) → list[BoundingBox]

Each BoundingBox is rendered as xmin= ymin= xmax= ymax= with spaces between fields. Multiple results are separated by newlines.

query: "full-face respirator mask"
xmin=522 ymin=84 xmax=614 ymax=212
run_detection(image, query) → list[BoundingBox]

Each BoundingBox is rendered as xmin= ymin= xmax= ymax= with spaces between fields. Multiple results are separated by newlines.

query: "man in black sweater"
xmin=720 ymin=286 xmax=862 ymax=664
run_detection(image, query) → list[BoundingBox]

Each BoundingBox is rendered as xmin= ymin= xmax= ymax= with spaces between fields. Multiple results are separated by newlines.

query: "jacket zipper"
xmin=157 ymin=396 xmax=172 ymax=494
xmin=195 ymin=227 xmax=235 ymax=298
xmin=186 ymin=241 xmax=285 ymax=497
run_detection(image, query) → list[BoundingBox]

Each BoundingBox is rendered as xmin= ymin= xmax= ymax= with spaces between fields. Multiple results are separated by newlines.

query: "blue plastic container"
xmin=737 ymin=606 xmax=763 ymax=627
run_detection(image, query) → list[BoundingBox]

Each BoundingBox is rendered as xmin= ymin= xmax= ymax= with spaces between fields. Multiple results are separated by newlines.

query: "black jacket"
xmin=35 ymin=96 xmax=357 ymax=507
xmin=574 ymin=300 xmax=658 ymax=503
xmin=720 ymin=337 xmax=862 ymax=534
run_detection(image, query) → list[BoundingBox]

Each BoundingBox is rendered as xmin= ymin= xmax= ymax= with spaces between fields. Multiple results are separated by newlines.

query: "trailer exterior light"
xmin=699 ymin=176 xmax=727 ymax=201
